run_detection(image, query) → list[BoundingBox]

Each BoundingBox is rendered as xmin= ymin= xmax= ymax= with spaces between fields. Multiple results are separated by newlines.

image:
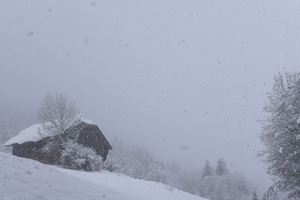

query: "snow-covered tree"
xmin=60 ymin=141 xmax=102 ymax=171
xmin=263 ymin=191 xmax=280 ymax=200
xmin=202 ymin=160 xmax=213 ymax=178
xmin=216 ymin=158 xmax=229 ymax=176
xmin=0 ymin=120 xmax=9 ymax=152
xmin=105 ymin=138 xmax=254 ymax=200
xmin=38 ymin=93 xmax=79 ymax=135
xmin=200 ymin=170 xmax=253 ymax=200
xmin=252 ymin=192 xmax=258 ymax=200
xmin=105 ymin=140 xmax=169 ymax=184
xmin=260 ymin=72 xmax=300 ymax=199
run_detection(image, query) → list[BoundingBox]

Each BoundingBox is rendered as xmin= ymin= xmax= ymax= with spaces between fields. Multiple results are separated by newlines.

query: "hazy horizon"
xmin=2 ymin=0 xmax=300 ymax=194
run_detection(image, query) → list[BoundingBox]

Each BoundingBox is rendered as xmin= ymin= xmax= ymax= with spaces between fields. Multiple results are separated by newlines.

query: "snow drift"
xmin=0 ymin=152 xmax=207 ymax=200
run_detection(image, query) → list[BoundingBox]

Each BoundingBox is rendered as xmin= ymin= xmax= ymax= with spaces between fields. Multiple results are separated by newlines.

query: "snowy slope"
xmin=0 ymin=152 xmax=207 ymax=200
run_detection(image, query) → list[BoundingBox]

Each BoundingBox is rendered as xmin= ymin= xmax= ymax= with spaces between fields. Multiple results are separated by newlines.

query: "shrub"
xmin=60 ymin=141 xmax=102 ymax=171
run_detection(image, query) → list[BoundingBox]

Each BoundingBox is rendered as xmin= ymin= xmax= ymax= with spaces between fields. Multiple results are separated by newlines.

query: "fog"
xmin=1 ymin=0 xmax=300 ymax=193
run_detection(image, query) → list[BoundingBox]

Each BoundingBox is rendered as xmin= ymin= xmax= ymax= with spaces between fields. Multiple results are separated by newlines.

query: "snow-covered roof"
xmin=3 ymin=114 xmax=96 ymax=146
xmin=72 ymin=114 xmax=96 ymax=126
xmin=4 ymin=124 xmax=49 ymax=146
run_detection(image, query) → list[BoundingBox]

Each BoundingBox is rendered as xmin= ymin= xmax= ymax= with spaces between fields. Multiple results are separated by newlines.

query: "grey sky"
xmin=1 ymin=0 xmax=300 ymax=193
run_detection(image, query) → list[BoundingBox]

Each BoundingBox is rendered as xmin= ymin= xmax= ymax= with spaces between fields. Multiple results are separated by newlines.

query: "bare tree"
xmin=38 ymin=93 xmax=79 ymax=135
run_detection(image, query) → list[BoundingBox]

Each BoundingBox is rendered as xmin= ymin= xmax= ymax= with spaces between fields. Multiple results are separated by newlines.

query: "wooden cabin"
xmin=4 ymin=115 xmax=112 ymax=166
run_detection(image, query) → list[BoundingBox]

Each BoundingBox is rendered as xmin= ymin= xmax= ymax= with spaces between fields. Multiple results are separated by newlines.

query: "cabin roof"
xmin=3 ymin=114 xmax=100 ymax=146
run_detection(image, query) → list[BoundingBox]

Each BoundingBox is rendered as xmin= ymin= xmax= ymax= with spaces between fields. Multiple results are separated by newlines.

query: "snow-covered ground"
xmin=0 ymin=152 xmax=207 ymax=200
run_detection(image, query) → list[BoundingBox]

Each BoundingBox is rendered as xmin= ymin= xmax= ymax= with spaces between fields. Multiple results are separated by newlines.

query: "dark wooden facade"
xmin=10 ymin=122 xmax=112 ymax=165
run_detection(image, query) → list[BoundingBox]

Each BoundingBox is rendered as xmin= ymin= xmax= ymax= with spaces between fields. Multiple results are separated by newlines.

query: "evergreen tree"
xmin=260 ymin=72 xmax=300 ymax=199
xmin=215 ymin=158 xmax=229 ymax=176
xmin=202 ymin=160 xmax=213 ymax=178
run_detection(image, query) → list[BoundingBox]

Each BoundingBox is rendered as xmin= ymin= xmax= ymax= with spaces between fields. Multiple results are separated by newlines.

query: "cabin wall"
xmin=13 ymin=142 xmax=36 ymax=158
xmin=11 ymin=122 xmax=112 ymax=164
xmin=12 ymin=140 xmax=61 ymax=165
xmin=77 ymin=125 xmax=110 ymax=160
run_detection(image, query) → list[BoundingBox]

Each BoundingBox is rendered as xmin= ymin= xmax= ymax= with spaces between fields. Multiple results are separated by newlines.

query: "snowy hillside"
xmin=0 ymin=152 xmax=207 ymax=200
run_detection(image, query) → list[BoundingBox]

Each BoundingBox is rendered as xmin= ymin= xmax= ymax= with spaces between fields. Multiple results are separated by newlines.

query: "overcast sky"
xmin=1 ymin=0 xmax=300 ymax=193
